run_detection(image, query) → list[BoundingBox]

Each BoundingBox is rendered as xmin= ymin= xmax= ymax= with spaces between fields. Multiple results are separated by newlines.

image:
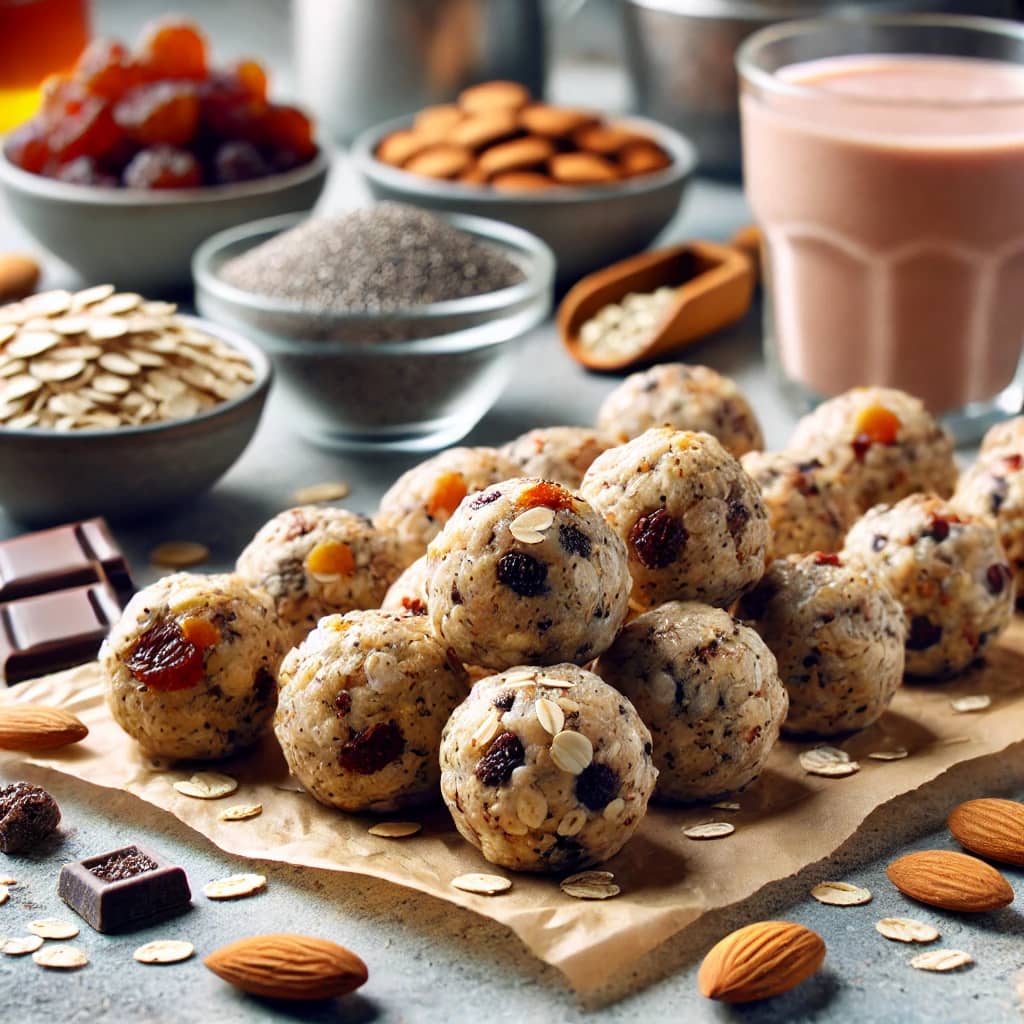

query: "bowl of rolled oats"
xmin=0 ymin=285 xmax=271 ymax=525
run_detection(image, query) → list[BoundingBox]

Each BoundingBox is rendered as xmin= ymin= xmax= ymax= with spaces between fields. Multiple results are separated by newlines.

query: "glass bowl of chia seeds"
xmin=193 ymin=205 xmax=554 ymax=452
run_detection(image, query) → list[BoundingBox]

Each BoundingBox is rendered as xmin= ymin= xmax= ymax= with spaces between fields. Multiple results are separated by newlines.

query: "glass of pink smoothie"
xmin=737 ymin=15 xmax=1024 ymax=440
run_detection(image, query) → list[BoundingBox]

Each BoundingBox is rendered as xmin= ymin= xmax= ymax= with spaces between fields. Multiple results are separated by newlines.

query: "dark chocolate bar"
xmin=0 ymin=518 xmax=134 ymax=685
xmin=58 ymin=843 xmax=191 ymax=933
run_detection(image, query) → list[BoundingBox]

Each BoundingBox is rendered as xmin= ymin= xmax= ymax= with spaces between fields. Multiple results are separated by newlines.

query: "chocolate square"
xmin=58 ymin=843 xmax=192 ymax=933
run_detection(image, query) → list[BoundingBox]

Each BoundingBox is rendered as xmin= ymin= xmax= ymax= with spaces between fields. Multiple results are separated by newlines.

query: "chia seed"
xmin=219 ymin=203 xmax=525 ymax=313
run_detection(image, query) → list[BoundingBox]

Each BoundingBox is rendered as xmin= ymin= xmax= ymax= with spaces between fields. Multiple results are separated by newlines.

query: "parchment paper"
xmin=3 ymin=622 xmax=1024 ymax=992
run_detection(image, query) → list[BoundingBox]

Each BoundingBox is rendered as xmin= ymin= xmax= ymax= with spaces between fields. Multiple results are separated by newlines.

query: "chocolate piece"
xmin=58 ymin=843 xmax=191 ymax=934
xmin=0 ymin=518 xmax=134 ymax=685
xmin=0 ymin=782 xmax=61 ymax=853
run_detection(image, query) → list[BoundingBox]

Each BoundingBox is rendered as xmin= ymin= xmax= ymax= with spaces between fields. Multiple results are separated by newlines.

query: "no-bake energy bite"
xmin=979 ymin=415 xmax=1024 ymax=456
xmin=738 ymin=553 xmax=906 ymax=736
xmin=427 ymin=478 xmax=631 ymax=670
xmin=593 ymin=602 xmax=786 ymax=802
xmin=581 ymin=428 xmax=770 ymax=609
xmin=842 ymin=494 xmax=1014 ymax=679
xmin=789 ymin=387 xmax=957 ymax=514
xmin=499 ymin=425 xmax=612 ymax=490
xmin=740 ymin=450 xmax=857 ymax=560
xmin=439 ymin=664 xmax=657 ymax=872
xmin=380 ymin=554 xmax=430 ymax=616
xmin=236 ymin=506 xmax=401 ymax=647
xmin=595 ymin=363 xmax=764 ymax=457
xmin=275 ymin=610 xmax=467 ymax=813
xmin=102 ymin=573 xmax=286 ymax=760
xmin=374 ymin=446 xmax=521 ymax=569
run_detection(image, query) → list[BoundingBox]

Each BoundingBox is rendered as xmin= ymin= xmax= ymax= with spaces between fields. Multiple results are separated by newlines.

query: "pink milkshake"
xmin=739 ymin=18 xmax=1024 ymax=421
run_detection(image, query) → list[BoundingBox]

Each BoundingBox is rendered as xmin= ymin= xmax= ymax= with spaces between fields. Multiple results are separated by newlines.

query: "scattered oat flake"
xmin=291 ymin=481 xmax=351 ymax=504
xmin=33 ymin=944 xmax=88 ymax=969
xmin=368 ymin=821 xmax=421 ymax=838
xmin=451 ymin=873 xmax=511 ymax=895
xmin=799 ymin=746 xmax=860 ymax=777
xmin=711 ymin=801 xmax=740 ymax=811
xmin=950 ymin=695 xmax=991 ymax=713
xmin=218 ymin=803 xmax=263 ymax=822
xmin=811 ymin=881 xmax=872 ymax=906
xmin=133 ymin=939 xmax=194 ymax=964
xmin=876 ymin=918 xmax=940 ymax=944
xmin=3 ymin=935 xmax=43 ymax=956
xmin=869 ymin=748 xmax=909 ymax=761
xmin=174 ymin=772 xmax=238 ymax=799
xmin=550 ymin=729 xmax=593 ymax=774
xmin=535 ymin=696 xmax=565 ymax=737
xmin=150 ymin=540 xmax=210 ymax=568
xmin=28 ymin=919 xmax=79 ymax=940
xmin=561 ymin=878 xmax=621 ymax=900
xmin=203 ymin=873 xmax=267 ymax=900
xmin=911 ymin=949 xmax=973 ymax=972
xmin=683 ymin=822 xmax=735 ymax=840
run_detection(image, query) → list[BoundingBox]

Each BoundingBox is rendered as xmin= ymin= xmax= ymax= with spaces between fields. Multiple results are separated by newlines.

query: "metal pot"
xmin=623 ymin=0 xmax=1018 ymax=177
xmin=293 ymin=0 xmax=585 ymax=143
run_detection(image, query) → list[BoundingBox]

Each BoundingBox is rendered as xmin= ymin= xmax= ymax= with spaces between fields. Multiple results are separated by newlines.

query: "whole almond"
xmin=948 ymin=798 xmax=1024 ymax=867
xmin=886 ymin=850 xmax=1014 ymax=912
xmin=0 ymin=705 xmax=88 ymax=751
xmin=0 ymin=253 xmax=40 ymax=303
xmin=698 ymin=921 xmax=826 ymax=1003
xmin=204 ymin=934 xmax=368 ymax=1000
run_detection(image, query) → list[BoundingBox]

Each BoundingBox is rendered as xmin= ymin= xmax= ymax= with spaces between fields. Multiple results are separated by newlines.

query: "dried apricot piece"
xmin=137 ymin=18 xmax=208 ymax=80
xmin=180 ymin=617 xmax=220 ymax=648
xmin=4 ymin=122 xmax=51 ymax=173
xmin=229 ymin=59 xmax=267 ymax=101
xmin=50 ymin=97 xmax=121 ymax=163
xmin=38 ymin=75 xmax=89 ymax=125
xmin=515 ymin=481 xmax=575 ymax=512
xmin=261 ymin=103 xmax=316 ymax=160
xmin=853 ymin=404 xmax=900 ymax=447
xmin=426 ymin=473 xmax=468 ymax=519
xmin=114 ymin=82 xmax=200 ymax=146
xmin=75 ymin=38 xmax=141 ymax=101
xmin=306 ymin=541 xmax=356 ymax=577
xmin=126 ymin=620 xmax=204 ymax=691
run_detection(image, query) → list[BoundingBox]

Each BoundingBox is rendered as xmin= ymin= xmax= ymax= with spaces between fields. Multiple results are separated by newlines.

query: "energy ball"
xmin=740 ymin=450 xmax=857 ymax=560
xmin=789 ymin=387 xmax=957 ymax=513
xmin=380 ymin=554 xmax=430 ymax=616
xmin=595 ymin=363 xmax=764 ymax=457
xmin=102 ymin=573 xmax=286 ymax=760
xmin=499 ymin=426 xmax=612 ymax=490
xmin=236 ymin=506 xmax=402 ymax=647
xmin=581 ymin=428 xmax=770 ymax=609
xmin=427 ymin=478 xmax=630 ymax=669
xmin=594 ymin=602 xmax=786 ymax=802
xmin=738 ymin=553 xmax=906 ymax=736
xmin=375 ymin=446 xmax=520 ymax=568
xmin=275 ymin=610 xmax=467 ymax=812
xmin=842 ymin=494 xmax=1014 ymax=678
xmin=954 ymin=451 xmax=1024 ymax=607
xmin=979 ymin=415 xmax=1024 ymax=456
xmin=439 ymin=663 xmax=657 ymax=873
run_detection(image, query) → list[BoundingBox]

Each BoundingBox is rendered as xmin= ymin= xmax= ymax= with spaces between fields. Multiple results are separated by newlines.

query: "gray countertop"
xmin=1 ymin=3 xmax=1023 ymax=1021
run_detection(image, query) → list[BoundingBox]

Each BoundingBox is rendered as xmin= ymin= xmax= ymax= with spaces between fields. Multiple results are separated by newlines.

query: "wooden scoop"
xmin=558 ymin=240 xmax=755 ymax=371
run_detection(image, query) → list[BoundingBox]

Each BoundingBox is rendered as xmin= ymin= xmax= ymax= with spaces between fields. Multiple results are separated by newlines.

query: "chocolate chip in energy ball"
xmin=338 ymin=720 xmax=405 ymax=774
xmin=628 ymin=509 xmax=686 ymax=569
xmin=475 ymin=730 xmax=525 ymax=786
xmin=0 ymin=782 xmax=60 ymax=853
xmin=496 ymin=551 xmax=548 ymax=597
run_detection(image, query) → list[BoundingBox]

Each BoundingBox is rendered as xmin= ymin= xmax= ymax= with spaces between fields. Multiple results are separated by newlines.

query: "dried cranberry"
xmin=213 ymin=140 xmax=269 ymax=183
xmin=925 ymin=518 xmax=950 ymax=543
xmin=558 ymin=524 xmax=592 ymax=559
xmin=1003 ymin=453 xmax=1023 ymax=472
xmin=628 ymin=509 xmax=685 ymax=569
xmin=474 ymin=730 xmax=524 ymax=786
xmin=4 ymin=122 xmax=51 ymax=173
xmin=400 ymin=596 xmax=427 ymax=616
xmin=813 ymin=552 xmax=841 ymax=566
xmin=496 ymin=551 xmax=548 ymax=597
xmin=906 ymin=615 xmax=942 ymax=651
xmin=338 ymin=720 xmax=405 ymax=774
xmin=0 ymin=782 xmax=60 ymax=854
xmin=469 ymin=489 xmax=501 ymax=509
xmin=575 ymin=762 xmax=619 ymax=811
xmin=49 ymin=97 xmax=121 ymax=163
xmin=851 ymin=434 xmax=872 ymax=461
xmin=52 ymin=157 xmax=118 ymax=187
xmin=126 ymin=620 xmax=204 ymax=691
xmin=333 ymin=691 xmax=352 ymax=717
xmin=986 ymin=564 xmax=1012 ymax=596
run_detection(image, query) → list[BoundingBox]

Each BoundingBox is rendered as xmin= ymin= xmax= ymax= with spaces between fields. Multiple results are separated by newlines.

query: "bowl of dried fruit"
xmin=351 ymin=81 xmax=697 ymax=285
xmin=0 ymin=17 xmax=329 ymax=293
xmin=0 ymin=286 xmax=271 ymax=525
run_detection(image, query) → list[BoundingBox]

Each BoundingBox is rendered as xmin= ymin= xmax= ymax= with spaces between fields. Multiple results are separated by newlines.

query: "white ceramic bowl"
xmin=0 ymin=149 xmax=330 ymax=292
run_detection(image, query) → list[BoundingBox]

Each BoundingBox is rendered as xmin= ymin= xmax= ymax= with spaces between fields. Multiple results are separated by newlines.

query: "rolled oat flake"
xmin=451 ymin=873 xmax=512 ymax=895
xmin=910 ymin=949 xmax=973 ymax=972
xmin=811 ymin=881 xmax=872 ymax=906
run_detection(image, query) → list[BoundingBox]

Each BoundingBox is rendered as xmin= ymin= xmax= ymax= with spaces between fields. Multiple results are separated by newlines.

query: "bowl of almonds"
xmin=0 ymin=285 xmax=270 ymax=525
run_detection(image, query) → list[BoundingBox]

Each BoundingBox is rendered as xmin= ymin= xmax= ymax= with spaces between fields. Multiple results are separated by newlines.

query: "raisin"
xmin=628 ymin=509 xmax=686 ymax=569
xmin=0 ymin=783 xmax=61 ymax=854
xmin=126 ymin=620 xmax=204 ymax=691
xmin=726 ymin=499 xmax=750 ymax=543
xmin=558 ymin=524 xmax=592 ymax=558
xmin=492 ymin=691 xmax=515 ymax=712
xmin=986 ymin=563 xmax=1012 ymax=596
xmin=496 ymin=551 xmax=548 ymax=597
xmin=334 ymin=691 xmax=352 ymax=717
xmin=470 ymin=489 xmax=501 ymax=509
xmin=4 ymin=122 xmax=51 ymax=173
xmin=474 ymin=730 xmax=524 ymax=786
xmin=338 ymin=720 xmax=405 ymax=774
xmin=213 ymin=140 xmax=270 ymax=184
xmin=261 ymin=103 xmax=317 ymax=160
xmin=906 ymin=615 xmax=942 ymax=651
xmin=89 ymin=846 xmax=157 ymax=882
xmin=516 ymin=481 xmax=575 ymax=512
xmin=52 ymin=157 xmax=117 ymax=187
xmin=137 ymin=19 xmax=208 ymax=80
xmin=114 ymin=82 xmax=199 ymax=146
xmin=813 ymin=552 xmax=841 ymax=566
xmin=75 ymin=38 xmax=141 ymax=101
xmin=925 ymin=517 xmax=950 ymax=543
xmin=575 ymin=762 xmax=619 ymax=811
xmin=123 ymin=145 xmax=201 ymax=188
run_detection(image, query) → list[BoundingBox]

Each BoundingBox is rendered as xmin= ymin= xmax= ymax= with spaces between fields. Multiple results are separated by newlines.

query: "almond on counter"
xmin=947 ymin=798 xmax=1024 ymax=867
xmin=886 ymin=850 xmax=1014 ymax=912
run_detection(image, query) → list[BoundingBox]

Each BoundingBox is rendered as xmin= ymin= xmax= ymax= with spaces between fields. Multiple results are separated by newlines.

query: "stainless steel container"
xmin=624 ymin=0 xmax=1017 ymax=176
xmin=293 ymin=0 xmax=584 ymax=143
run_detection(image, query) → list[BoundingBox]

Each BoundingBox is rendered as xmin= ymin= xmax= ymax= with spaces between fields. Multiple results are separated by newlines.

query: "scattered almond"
xmin=684 ymin=822 xmax=736 ymax=840
xmin=910 ymin=949 xmax=973 ymax=972
xmin=0 ymin=253 xmax=40 ymax=303
xmin=0 ymin=705 xmax=89 ymax=751
xmin=33 ymin=944 xmax=88 ymax=969
xmin=204 ymin=933 xmax=368 ymax=1000
xmin=886 ymin=850 xmax=1014 ymax=912
xmin=203 ymin=873 xmax=267 ymax=900
xmin=134 ymin=939 xmax=194 ymax=964
xmin=875 ymin=918 xmax=940 ymax=944
xmin=149 ymin=541 xmax=210 ymax=568
xmin=0 ymin=883 xmax=8 ymax=905
xmin=799 ymin=746 xmax=859 ymax=778
xmin=950 ymin=695 xmax=991 ymax=713
xmin=28 ymin=919 xmax=79 ymax=940
xmin=948 ymin=798 xmax=1024 ymax=867
xmin=367 ymin=822 xmax=421 ymax=838
xmin=698 ymin=920 xmax=826 ymax=1003
xmin=811 ymin=882 xmax=872 ymax=906
xmin=451 ymin=873 xmax=511 ymax=895
xmin=174 ymin=772 xmax=238 ymax=799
